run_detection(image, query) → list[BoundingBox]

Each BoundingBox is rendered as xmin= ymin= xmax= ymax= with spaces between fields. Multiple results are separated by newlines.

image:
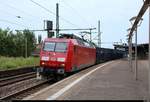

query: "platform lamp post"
xmin=126 ymin=35 xmax=131 ymax=72
xmin=126 ymin=37 xmax=130 ymax=62
xmin=148 ymin=3 xmax=150 ymax=101
xmin=129 ymin=16 xmax=143 ymax=80
xmin=127 ymin=28 xmax=133 ymax=72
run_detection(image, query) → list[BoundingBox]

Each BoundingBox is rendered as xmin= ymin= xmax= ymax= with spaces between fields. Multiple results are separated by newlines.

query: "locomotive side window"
xmin=43 ymin=42 xmax=55 ymax=51
xmin=55 ymin=42 xmax=67 ymax=53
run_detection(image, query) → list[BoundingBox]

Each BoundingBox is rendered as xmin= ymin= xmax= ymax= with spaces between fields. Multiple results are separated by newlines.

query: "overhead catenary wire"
xmin=0 ymin=1 xmax=46 ymax=30
xmin=0 ymin=8 xmax=19 ymax=18
xmin=0 ymin=1 xmax=39 ymax=20
xmin=0 ymin=19 xmax=30 ymax=28
xmin=60 ymin=0 xmax=92 ymax=27
xmin=0 ymin=1 xmax=43 ymax=23
xmin=30 ymin=0 xmax=56 ymax=15
xmin=0 ymin=9 xmax=40 ymax=28
xmin=30 ymin=0 xmax=81 ymax=28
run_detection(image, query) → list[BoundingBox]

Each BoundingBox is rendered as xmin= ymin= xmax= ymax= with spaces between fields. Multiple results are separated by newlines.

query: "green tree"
xmin=23 ymin=29 xmax=36 ymax=57
xmin=0 ymin=28 xmax=36 ymax=57
xmin=15 ymin=31 xmax=25 ymax=57
xmin=0 ymin=28 xmax=11 ymax=56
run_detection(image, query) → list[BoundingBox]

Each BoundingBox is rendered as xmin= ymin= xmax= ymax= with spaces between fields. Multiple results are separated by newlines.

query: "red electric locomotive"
xmin=39 ymin=34 xmax=96 ymax=77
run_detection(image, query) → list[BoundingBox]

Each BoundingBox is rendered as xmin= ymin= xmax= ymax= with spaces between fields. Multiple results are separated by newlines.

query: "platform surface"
xmin=24 ymin=59 xmax=148 ymax=100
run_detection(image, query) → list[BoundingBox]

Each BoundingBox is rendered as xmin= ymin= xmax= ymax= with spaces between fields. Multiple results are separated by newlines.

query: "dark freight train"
xmin=96 ymin=47 xmax=124 ymax=64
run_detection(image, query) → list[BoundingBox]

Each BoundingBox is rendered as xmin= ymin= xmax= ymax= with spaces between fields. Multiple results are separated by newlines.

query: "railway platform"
xmin=23 ymin=59 xmax=148 ymax=100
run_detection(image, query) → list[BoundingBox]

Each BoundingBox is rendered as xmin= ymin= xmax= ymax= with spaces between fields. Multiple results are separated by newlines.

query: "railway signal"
xmin=44 ymin=20 xmax=54 ymax=38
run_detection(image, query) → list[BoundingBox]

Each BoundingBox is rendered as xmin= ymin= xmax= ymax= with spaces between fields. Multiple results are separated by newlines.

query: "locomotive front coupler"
xmin=36 ymin=67 xmax=43 ymax=80
xmin=57 ymin=68 xmax=65 ymax=75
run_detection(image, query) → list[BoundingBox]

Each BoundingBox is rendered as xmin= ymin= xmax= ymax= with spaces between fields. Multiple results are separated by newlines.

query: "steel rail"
xmin=0 ymin=72 xmax=36 ymax=87
xmin=0 ymin=78 xmax=52 ymax=100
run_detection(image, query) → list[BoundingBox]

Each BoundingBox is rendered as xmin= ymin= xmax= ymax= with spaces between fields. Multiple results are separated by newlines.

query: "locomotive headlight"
xmin=60 ymin=64 xmax=65 ymax=67
xmin=57 ymin=58 xmax=65 ymax=62
xmin=41 ymin=62 xmax=45 ymax=65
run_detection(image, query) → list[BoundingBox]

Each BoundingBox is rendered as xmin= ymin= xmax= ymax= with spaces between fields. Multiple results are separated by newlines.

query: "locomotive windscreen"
xmin=43 ymin=42 xmax=68 ymax=53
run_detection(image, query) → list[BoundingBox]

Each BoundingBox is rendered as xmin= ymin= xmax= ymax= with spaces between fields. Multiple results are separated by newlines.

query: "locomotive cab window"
xmin=55 ymin=42 xmax=68 ymax=53
xmin=43 ymin=42 xmax=68 ymax=53
xmin=43 ymin=42 xmax=55 ymax=51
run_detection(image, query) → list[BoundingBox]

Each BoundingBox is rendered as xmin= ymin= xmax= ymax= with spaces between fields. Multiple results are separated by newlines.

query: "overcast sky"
xmin=0 ymin=0 xmax=149 ymax=48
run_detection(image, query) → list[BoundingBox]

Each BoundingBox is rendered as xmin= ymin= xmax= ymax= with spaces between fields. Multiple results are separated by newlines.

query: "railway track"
xmin=0 ymin=66 xmax=68 ymax=102
xmin=0 ymin=72 xmax=36 ymax=87
xmin=0 ymin=66 xmax=37 ymax=78
xmin=0 ymin=65 xmax=91 ymax=101
xmin=0 ymin=68 xmax=49 ymax=101
xmin=0 ymin=77 xmax=52 ymax=101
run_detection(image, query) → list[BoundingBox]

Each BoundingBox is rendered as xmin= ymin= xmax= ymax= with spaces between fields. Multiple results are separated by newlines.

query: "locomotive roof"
xmin=44 ymin=38 xmax=76 ymax=43
xmin=44 ymin=37 xmax=95 ymax=48
xmin=59 ymin=34 xmax=96 ymax=47
xmin=44 ymin=34 xmax=95 ymax=48
xmin=59 ymin=34 xmax=80 ymax=39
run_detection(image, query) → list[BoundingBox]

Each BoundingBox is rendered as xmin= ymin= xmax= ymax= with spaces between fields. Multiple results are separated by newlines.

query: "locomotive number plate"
xmin=50 ymin=57 xmax=57 ymax=61
xmin=41 ymin=56 xmax=49 ymax=61
xmin=57 ymin=58 xmax=65 ymax=62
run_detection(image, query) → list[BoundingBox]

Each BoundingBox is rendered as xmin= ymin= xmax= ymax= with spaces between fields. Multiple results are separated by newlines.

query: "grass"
xmin=0 ymin=56 xmax=40 ymax=71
